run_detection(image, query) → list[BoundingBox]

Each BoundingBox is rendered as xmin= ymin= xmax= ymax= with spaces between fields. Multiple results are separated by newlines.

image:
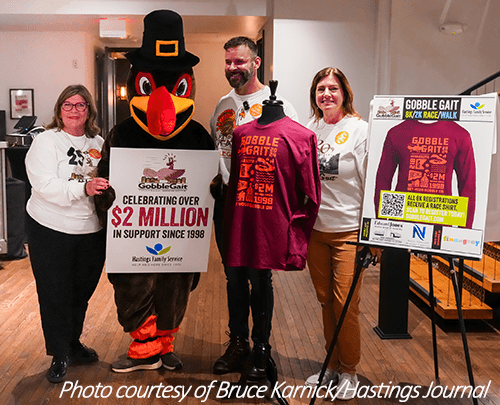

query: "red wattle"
xmin=147 ymin=87 xmax=176 ymax=136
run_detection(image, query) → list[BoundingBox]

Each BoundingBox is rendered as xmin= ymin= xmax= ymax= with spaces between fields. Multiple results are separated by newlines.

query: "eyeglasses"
xmin=62 ymin=102 xmax=88 ymax=112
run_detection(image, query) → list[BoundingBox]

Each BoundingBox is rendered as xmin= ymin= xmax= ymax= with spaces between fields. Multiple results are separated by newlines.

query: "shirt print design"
xmin=317 ymin=130 xmax=349 ymax=181
xmin=407 ymin=136 xmax=449 ymax=194
xmin=235 ymin=133 xmax=279 ymax=210
xmin=68 ymin=147 xmax=101 ymax=181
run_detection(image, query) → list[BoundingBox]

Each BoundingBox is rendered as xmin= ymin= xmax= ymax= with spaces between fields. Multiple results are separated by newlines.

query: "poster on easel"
xmin=360 ymin=94 xmax=497 ymax=259
xmin=105 ymin=148 xmax=218 ymax=273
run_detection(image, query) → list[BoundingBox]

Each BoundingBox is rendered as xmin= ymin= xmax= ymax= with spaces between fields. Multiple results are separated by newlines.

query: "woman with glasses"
xmin=25 ymin=84 xmax=109 ymax=383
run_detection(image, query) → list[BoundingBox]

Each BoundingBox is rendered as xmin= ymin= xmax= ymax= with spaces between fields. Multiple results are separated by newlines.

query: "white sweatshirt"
xmin=25 ymin=128 xmax=104 ymax=234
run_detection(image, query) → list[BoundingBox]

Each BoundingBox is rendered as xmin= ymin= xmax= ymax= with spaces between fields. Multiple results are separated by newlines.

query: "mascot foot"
xmin=111 ymin=354 xmax=162 ymax=373
xmin=161 ymin=352 xmax=183 ymax=370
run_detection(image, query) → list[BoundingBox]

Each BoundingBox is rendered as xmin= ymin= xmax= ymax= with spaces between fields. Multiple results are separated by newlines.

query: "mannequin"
xmin=223 ymin=79 xmax=321 ymax=382
xmin=257 ymin=80 xmax=286 ymax=125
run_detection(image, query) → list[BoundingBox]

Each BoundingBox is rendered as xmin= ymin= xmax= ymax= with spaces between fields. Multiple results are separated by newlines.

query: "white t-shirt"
xmin=26 ymin=128 xmax=104 ymax=234
xmin=306 ymin=115 xmax=369 ymax=232
xmin=210 ymin=86 xmax=298 ymax=185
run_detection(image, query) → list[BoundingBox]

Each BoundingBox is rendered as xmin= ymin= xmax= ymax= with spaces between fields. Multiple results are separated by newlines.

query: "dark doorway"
xmin=96 ymin=47 xmax=137 ymax=138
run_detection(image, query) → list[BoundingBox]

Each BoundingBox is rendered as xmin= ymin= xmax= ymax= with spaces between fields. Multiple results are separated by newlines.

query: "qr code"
xmin=380 ymin=192 xmax=405 ymax=218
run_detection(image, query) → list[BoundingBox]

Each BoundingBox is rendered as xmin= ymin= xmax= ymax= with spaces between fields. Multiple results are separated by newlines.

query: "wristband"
xmin=84 ymin=180 xmax=90 ymax=196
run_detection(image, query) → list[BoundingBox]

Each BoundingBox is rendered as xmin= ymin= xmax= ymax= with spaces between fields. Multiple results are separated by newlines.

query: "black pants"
xmin=26 ymin=214 xmax=106 ymax=357
xmin=214 ymin=188 xmax=274 ymax=346
xmin=225 ymin=266 xmax=273 ymax=346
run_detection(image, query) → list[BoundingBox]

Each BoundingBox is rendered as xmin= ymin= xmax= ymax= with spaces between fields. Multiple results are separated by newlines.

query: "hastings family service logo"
xmin=131 ymin=243 xmax=183 ymax=265
xmin=139 ymin=153 xmax=187 ymax=191
xmin=461 ymin=98 xmax=493 ymax=118
xmin=146 ymin=243 xmax=171 ymax=255
xmin=470 ymin=102 xmax=484 ymax=110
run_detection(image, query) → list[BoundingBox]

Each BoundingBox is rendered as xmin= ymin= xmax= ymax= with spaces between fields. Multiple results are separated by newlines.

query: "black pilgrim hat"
xmin=126 ymin=10 xmax=199 ymax=72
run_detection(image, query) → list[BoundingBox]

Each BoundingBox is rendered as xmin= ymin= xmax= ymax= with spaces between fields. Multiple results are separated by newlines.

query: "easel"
xmin=309 ymin=246 xmax=377 ymax=405
xmin=424 ymin=252 xmax=478 ymax=405
xmin=308 ymin=246 xmax=479 ymax=405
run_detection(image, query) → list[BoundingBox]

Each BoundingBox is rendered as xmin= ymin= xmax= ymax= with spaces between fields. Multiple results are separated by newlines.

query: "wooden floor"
xmin=1 ymin=232 xmax=500 ymax=405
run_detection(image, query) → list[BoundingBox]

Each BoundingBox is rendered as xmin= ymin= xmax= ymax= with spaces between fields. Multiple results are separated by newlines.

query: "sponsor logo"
xmin=146 ymin=243 xmax=171 ymax=255
xmin=470 ymin=102 xmax=484 ymax=110
xmin=413 ymin=224 xmax=426 ymax=241
xmin=443 ymin=236 xmax=481 ymax=247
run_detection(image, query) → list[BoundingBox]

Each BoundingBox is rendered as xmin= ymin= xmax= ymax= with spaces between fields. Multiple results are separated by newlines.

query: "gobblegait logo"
xmin=375 ymin=99 xmax=402 ymax=119
xmin=146 ymin=243 xmax=171 ymax=255
xmin=139 ymin=153 xmax=187 ymax=191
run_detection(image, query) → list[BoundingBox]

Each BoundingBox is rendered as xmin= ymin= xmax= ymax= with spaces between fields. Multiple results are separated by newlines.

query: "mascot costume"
xmin=95 ymin=10 xmax=214 ymax=372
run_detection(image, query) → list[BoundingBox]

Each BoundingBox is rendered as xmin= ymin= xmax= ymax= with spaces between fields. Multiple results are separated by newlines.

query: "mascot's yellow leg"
xmin=128 ymin=314 xmax=163 ymax=359
xmin=157 ymin=327 xmax=180 ymax=355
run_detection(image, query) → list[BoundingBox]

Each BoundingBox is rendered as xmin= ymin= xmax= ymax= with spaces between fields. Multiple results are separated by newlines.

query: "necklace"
xmin=65 ymin=131 xmax=88 ymax=153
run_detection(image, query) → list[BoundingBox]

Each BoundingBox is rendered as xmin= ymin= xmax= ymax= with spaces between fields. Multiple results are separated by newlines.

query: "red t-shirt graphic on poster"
xmin=374 ymin=120 xmax=476 ymax=228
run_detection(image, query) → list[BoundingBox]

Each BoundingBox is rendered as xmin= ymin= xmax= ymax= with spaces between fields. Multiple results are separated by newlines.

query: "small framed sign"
xmin=10 ymin=89 xmax=34 ymax=119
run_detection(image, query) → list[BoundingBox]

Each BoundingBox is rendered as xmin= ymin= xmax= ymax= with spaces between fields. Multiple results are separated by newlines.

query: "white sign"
xmin=360 ymin=94 xmax=497 ymax=259
xmin=105 ymin=148 xmax=218 ymax=273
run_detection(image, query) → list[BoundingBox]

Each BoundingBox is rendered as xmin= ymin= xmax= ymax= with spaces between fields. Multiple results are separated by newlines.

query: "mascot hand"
xmin=94 ymin=186 xmax=116 ymax=228
xmin=210 ymin=173 xmax=223 ymax=199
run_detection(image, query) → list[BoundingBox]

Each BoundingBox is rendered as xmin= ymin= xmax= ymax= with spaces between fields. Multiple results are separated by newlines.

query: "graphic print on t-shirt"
xmin=235 ymin=133 xmax=279 ymax=210
xmin=407 ymin=136 xmax=449 ymax=194
xmin=317 ymin=130 xmax=349 ymax=181
xmin=68 ymin=147 xmax=100 ymax=180
xmin=216 ymin=109 xmax=236 ymax=150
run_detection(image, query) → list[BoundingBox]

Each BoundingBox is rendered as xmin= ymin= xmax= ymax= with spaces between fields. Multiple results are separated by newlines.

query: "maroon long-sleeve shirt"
xmin=375 ymin=120 xmax=476 ymax=228
xmin=223 ymin=117 xmax=321 ymax=270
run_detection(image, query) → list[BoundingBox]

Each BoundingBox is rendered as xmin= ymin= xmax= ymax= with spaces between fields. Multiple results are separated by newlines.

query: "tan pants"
xmin=306 ymin=229 xmax=363 ymax=375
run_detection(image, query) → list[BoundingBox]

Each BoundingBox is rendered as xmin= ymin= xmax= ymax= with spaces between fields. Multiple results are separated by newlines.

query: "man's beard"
xmin=225 ymin=67 xmax=254 ymax=89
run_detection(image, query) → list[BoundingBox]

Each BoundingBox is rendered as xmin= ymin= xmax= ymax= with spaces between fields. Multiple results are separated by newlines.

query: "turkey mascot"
xmin=95 ymin=10 xmax=214 ymax=373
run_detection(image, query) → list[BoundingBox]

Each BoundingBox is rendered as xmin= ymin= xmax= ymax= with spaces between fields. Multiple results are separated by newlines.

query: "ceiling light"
xmin=100 ymin=18 xmax=127 ymax=39
xmin=439 ymin=22 xmax=466 ymax=35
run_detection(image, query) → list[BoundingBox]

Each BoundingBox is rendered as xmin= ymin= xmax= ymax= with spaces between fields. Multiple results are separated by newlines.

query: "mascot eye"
xmin=135 ymin=72 xmax=156 ymax=96
xmin=173 ymin=74 xmax=192 ymax=98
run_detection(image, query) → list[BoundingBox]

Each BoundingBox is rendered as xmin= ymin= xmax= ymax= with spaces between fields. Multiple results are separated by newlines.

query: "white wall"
xmin=390 ymin=1 xmax=500 ymax=95
xmin=0 ymin=31 xmax=96 ymax=132
xmin=187 ymin=40 xmax=232 ymax=130
xmin=270 ymin=0 xmax=377 ymax=125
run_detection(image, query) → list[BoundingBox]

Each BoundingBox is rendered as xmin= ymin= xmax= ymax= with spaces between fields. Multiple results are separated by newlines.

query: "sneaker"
xmin=69 ymin=341 xmax=98 ymax=364
xmin=161 ymin=352 xmax=183 ymax=370
xmin=336 ymin=373 xmax=358 ymax=401
xmin=111 ymin=355 xmax=162 ymax=373
xmin=213 ymin=333 xmax=250 ymax=375
xmin=305 ymin=368 xmax=339 ymax=387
